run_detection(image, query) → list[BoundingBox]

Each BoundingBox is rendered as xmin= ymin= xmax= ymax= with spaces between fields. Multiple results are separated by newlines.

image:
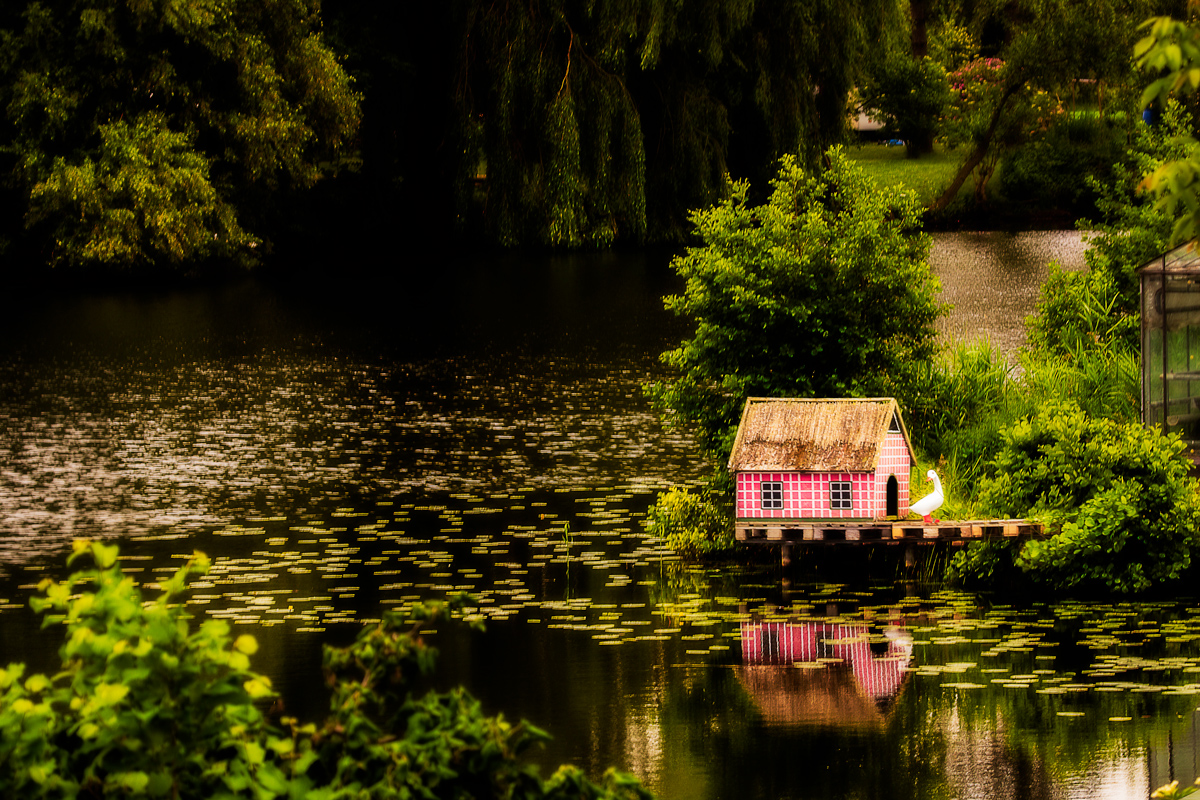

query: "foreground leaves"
xmin=0 ymin=541 xmax=654 ymax=799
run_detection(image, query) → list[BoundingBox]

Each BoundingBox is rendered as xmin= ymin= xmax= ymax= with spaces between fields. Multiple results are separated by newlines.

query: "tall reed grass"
xmin=903 ymin=326 xmax=1140 ymax=520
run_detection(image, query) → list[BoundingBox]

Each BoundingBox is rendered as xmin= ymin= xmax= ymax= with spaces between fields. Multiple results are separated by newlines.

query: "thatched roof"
xmin=727 ymin=398 xmax=913 ymax=473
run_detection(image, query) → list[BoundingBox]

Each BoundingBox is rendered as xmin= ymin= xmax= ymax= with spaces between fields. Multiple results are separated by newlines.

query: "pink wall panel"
xmin=734 ymin=432 xmax=913 ymax=521
xmin=736 ymin=471 xmax=876 ymax=520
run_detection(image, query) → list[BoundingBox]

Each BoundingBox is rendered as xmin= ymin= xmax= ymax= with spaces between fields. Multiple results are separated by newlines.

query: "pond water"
xmin=931 ymin=229 xmax=1091 ymax=354
xmin=1 ymin=233 xmax=1197 ymax=800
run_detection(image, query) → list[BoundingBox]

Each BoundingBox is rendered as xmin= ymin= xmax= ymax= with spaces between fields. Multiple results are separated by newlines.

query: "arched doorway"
xmin=886 ymin=475 xmax=899 ymax=517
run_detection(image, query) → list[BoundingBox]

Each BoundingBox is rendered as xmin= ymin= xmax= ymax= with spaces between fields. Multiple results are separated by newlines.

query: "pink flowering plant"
xmin=941 ymin=57 xmax=1061 ymax=202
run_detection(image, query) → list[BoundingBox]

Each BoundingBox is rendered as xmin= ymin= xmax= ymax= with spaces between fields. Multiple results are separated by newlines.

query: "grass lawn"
xmin=847 ymin=142 xmax=990 ymax=207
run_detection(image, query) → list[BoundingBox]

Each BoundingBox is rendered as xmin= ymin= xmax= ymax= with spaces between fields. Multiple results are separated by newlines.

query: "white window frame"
xmin=761 ymin=481 xmax=783 ymax=510
xmin=829 ymin=481 xmax=852 ymax=510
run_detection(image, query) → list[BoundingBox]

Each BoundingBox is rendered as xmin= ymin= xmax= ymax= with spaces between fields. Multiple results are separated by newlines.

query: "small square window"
xmin=830 ymin=481 xmax=852 ymax=510
xmin=761 ymin=481 xmax=783 ymax=510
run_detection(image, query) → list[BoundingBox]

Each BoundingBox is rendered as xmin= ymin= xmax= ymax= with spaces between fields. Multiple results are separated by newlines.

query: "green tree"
xmin=1136 ymin=12 xmax=1200 ymax=244
xmin=0 ymin=0 xmax=360 ymax=269
xmin=647 ymin=147 xmax=942 ymax=462
xmin=859 ymin=53 xmax=952 ymax=158
xmin=858 ymin=0 xmax=956 ymax=158
xmin=930 ymin=0 xmax=1160 ymax=212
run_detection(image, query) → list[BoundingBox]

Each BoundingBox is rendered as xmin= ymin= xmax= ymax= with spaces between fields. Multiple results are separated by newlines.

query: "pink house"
xmin=728 ymin=398 xmax=916 ymax=529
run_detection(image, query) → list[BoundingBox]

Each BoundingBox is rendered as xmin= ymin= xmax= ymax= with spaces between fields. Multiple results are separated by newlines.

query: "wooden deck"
xmin=737 ymin=520 xmax=1044 ymax=546
xmin=737 ymin=520 xmax=1045 ymax=566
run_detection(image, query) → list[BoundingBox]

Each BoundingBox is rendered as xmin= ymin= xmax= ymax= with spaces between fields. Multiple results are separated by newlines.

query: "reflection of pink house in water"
xmin=739 ymin=620 xmax=913 ymax=727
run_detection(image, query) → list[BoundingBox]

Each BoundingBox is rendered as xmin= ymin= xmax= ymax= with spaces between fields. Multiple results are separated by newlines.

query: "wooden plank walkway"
xmin=737 ymin=520 xmax=1045 ymax=567
xmin=737 ymin=519 xmax=1044 ymax=545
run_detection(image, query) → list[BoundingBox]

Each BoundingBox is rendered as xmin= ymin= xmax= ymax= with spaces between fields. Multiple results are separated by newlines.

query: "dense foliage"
xmin=858 ymin=53 xmax=950 ymax=158
xmin=928 ymin=0 xmax=1162 ymax=212
xmin=452 ymin=0 xmax=896 ymax=245
xmin=1137 ymin=13 xmax=1200 ymax=244
xmin=645 ymin=487 xmax=734 ymax=559
xmin=0 ymin=541 xmax=654 ymax=799
xmin=0 ymin=0 xmax=361 ymax=269
xmin=647 ymin=147 xmax=942 ymax=462
xmin=978 ymin=402 xmax=1200 ymax=593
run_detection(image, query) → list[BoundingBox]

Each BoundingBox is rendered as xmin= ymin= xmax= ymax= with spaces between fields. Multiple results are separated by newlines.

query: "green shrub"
xmin=0 ymin=541 xmax=655 ymax=800
xmin=998 ymin=113 xmax=1123 ymax=216
xmin=646 ymin=487 xmax=734 ymax=559
xmin=978 ymin=402 xmax=1200 ymax=593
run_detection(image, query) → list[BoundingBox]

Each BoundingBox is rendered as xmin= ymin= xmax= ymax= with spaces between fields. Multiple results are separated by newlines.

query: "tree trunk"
xmin=907 ymin=0 xmax=934 ymax=157
xmin=910 ymin=0 xmax=930 ymax=59
xmin=928 ymin=81 xmax=1024 ymax=212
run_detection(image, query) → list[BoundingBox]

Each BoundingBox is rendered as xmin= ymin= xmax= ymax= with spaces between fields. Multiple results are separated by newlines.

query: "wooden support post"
xmin=781 ymin=543 xmax=793 ymax=568
xmin=905 ymin=544 xmax=917 ymax=569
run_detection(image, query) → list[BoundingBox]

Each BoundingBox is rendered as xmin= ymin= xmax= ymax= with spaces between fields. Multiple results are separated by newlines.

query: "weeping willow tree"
xmin=453 ymin=0 xmax=895 ymax=246
xmin=0 ymin=0 xmax=360 ymax=270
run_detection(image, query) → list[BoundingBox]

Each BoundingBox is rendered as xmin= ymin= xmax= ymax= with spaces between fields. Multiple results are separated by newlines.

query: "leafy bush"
xmin=978 ymin=402 xmax=1200 ymax=593
xmin=998 ymin=113 xmax=1123 ymax=216
xmin=646 ymin=487 xmax=734 ymax=559
xmin=0 ymin=541 xmax=654 ymax=800
xmin=646 ymin=147 xmax=941 ymax=463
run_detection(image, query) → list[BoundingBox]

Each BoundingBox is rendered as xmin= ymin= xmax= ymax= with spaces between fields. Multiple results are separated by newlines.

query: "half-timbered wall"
xmin=735 ymin=471 xmax=875 ymax=520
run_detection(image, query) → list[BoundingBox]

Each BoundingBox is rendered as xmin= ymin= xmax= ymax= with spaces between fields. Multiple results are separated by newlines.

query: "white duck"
xmin=910 ymin=469 xmax=944 ymax=525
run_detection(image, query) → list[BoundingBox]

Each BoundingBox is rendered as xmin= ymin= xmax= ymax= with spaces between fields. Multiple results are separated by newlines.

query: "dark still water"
xmin=1 ymin=236 xmax=1198 ymax=800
